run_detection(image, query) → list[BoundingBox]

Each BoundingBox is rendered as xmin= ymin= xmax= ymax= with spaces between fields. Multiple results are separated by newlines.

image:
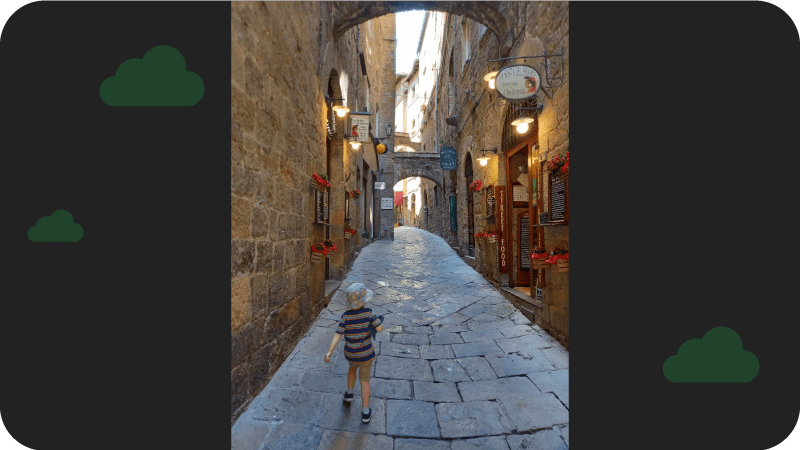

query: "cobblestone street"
xmin=232 ymin=227 xmax=569 ymax=449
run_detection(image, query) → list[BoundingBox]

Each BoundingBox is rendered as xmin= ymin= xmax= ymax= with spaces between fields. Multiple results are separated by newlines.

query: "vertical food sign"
xmin=497 ymin=186 xmax=508 ymax=272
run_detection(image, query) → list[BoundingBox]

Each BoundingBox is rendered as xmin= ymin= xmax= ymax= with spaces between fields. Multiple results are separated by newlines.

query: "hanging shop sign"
xmin=349 ymin=113 xmax=370 ymax=141
xmin=440 ymin=146 xmax=457 ymax=170
xmin=376 ymin=143 xmax=387 ymax=154
xmin=374 ymin=182 xmax=386 ymax=190
xmin=394 ymin=191 xmax=404 ymax=207
xmin=381 ymin=197 xmax=394 ymax=210
xmin=495 ymin=65 xmax=542 ymax=101
xmin=497 ymin=186 xmax=508 ymax=272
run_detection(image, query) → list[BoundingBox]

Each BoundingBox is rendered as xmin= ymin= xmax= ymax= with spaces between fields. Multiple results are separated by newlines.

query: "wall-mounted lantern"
xmin=477 ymin=147 xmax=498 ymax=166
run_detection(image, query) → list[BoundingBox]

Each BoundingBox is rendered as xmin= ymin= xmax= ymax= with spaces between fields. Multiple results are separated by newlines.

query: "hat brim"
xmin=347 ymin=288 xmax=374 ymax=309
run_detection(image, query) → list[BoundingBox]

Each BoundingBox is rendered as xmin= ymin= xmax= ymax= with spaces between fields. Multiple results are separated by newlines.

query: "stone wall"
xmin=231 ymin=2 xmax=393 ymax=423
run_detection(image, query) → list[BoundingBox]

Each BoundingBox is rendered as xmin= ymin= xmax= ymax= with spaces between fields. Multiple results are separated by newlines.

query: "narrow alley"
xmin=232 ymin=227 xmax=569 ymax=450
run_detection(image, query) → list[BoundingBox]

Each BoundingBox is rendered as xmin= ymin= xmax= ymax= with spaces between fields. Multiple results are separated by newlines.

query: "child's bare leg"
xmin=360 ymin=380 xmax=370 ymax=408
xmin=347 ymin=366 xmax=357 ymax=391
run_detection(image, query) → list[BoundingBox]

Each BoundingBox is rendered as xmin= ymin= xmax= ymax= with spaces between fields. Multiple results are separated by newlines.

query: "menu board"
xmin=519 ymin=213 xmax=530 ymax=269
xmin=550 ymin=174 xmax=566 ymax=221
xmin=315 ymin=191 xmax=328 ymax=223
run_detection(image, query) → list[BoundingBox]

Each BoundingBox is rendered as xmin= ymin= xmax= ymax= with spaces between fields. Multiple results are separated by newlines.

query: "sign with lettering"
xmin=349 ymin=113 xmax=370 ymax=141
xmin=440 ymin=146 xmax=457 ymax=170
xmin=374 ymin=182 xmax=386 ymax=190
xmin=498 ymin=186 xmax=508 ymax=273
xmin=549 ymin=173 xmax=566 ymax=221
xmin=381 ymin=197 xmax=394 ymax=210
xmin=536 ymin=286 xmax=543 ymax=301
xmin=495 ymin=65 xmax=542 ymax=101
xmin=520 ymin=213 xmax=530 ymax=270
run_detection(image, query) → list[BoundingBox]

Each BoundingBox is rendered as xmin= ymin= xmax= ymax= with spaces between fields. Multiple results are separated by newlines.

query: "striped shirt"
xmin=336 ymin=307 xmax=383 ymax=362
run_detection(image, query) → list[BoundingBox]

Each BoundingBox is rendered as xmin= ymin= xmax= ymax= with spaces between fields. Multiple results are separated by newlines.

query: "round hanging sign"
xmin=377 ymin=143 xmax=387 ymax=154
xmin=495 ymin=64 xmax=542 ymax=101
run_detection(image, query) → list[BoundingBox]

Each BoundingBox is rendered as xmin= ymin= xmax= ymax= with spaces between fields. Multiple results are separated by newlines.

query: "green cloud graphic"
xmin=663 ymin=326 xmax=759 ymax=383
xmin=100 ymin=45 xmax=204 ymax=106
xmin=28 ymin=210 xmax=83 ymax=242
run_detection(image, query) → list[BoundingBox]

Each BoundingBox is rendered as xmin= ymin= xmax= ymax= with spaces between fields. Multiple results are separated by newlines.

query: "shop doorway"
xmin=465 ymin=152 xmax=475 ymax=256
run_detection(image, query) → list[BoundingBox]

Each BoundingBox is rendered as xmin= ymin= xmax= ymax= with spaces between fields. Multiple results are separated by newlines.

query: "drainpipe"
xmin=434 ymin=64 xmax=438 ymax=153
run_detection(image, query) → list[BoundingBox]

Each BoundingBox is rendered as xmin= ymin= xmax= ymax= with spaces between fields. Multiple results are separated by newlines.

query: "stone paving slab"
xmin=456 ymin=356 xmax=499 ymax=381
xmin=375 ymin=356 xmax=434 ymax=381
xmin=392 ymin=333 xmax=430 ymax=345
xmin=429 ymin=332 xmax=465 ymax=345
xmin=451 ymin=341 xmax=504 ymax=358
xmin=231 ymin=417 xmax=272 ymax=450
xmin=260 ymin=423 xmax=325 ymax=450
xmin=313 ymin=318 xmax=339 ymax=328
xmin=466 ymin=319 xmax=516 ymax=332
xmin=553 ymin=389 xmax=569 ymax=409
xmin=468 ymin=312 xmax=504 ymax=323
xmin=460 ymin=329 xmax=505 ymax=343
xmin=300 ymin=372 xmax=361 ymax=395
xmin=498 ymin=393 xmax=570 ymax=433
xmin=450 ymin=436 xmax=511 ymax=450
xmin=394 ymin=438 xmax=451 ymax=450
xmin=431 ymin=359 xmax=473 ymax=383
xmin=375 ymin=331 xmax=391 ymax=342
xmin=370 ymin=378 xmax=413 ymax=400
xmin=382 ymin=342 xmax=421 ymax=359
xmin=560 ymin=425 xmax=569 ymax=446
xmin=498 ymin=325 xmax=534 ymax=339
xmin=540 ymin=346 xmax=569 ymax=369
xmin=506 ymin=429 xmax=568 ymax=450
xmin=429 ymin=313 xmax=471 ymax=327
xmin=494 ymin=334 xmax=553 ymax=353
xmin=483 ymin=303 xmax=517 ymax=318
xmin=412 ymin=381 xmax=462 ymax=402
xmin=403 ymin=325 xmax=434 ymax=334
xmin=316 ymin=430 xmax=393 ymax=450
xmin=526 ymin=369 xmax=569 ymax=393
xmin=382 ymin=313 xmax=418 ymax=328
xmin=267 ymin=369 xmax=304 ymax=389
xmin=283 ymin=353 xmax=334 ymax=374
xmin=435 ymin=401 xmax=514 ymax=439
xmin=427 ymin=302 xmax=467 ymax=317
xmin=459 ymin=303 xmax=491 ymax=318
xmin=484 ymin=351 xmax=555 ymax=377
xmin=316 ymin=393 xmax=387 ymax=434
xmin=386 ymin=400 xmax=441 ymax=438
xmin=458 ymin=376 xmax=540 ymax=402
xmin=247 ymin=387 xmax=324 ymax=424
xmin=398 ymin=310 xmax=441 ymax=325
xmin=419 ymin=344 xmax=455 ymax=360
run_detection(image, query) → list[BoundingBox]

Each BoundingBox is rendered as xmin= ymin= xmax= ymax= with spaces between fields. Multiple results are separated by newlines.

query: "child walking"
xmin=324 ymin=283 xmax=383 ymax=424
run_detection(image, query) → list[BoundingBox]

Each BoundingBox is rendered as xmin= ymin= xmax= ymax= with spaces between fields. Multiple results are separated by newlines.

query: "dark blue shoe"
xmin=343 ymin=392 xmax=354 ymax=403
xmin=361 ymin=408 xmax=372 ymax=424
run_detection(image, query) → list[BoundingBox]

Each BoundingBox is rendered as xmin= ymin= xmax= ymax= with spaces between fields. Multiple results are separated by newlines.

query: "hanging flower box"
xmin=350 ymin=188 xmax=361 ymax=198
xmin=557 ymin=257 xmax=569 ymax=273
xmin=469 ymin=179 xmax=483 ymax=192
xmin=344 ymin=226 xmax=357 ymax=239
xmin=530 ymin=247 xmax=551 ymax=270
xmin=323 ymin=239 xmax=337 ymax=258
xmin=546 ymin=152 xmax=569 ymax=176
xmin=311 ymin=244 xmax=327 ymax=263
xmin=486 ymin=232 xmax=497 ymax=243
xmin=311 ymin=173 xmax=332 ymax=191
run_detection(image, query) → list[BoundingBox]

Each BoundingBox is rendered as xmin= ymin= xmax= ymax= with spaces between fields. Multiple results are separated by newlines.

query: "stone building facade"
xmin=413 ymin=3 xmax=570 ymax=348
xmin=230 ymin=2 xmax=395 ymax=423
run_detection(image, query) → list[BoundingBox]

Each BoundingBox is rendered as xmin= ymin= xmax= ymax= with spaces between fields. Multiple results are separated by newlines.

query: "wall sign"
xmin=374 ymin=182 xmax=386 ymax=190
xmin=349 ymin=113 xmax=370 ymax=141
xmin=440 ymin=146 xmax=457 ymax=170
xmin=449 ymin=195 xmax=457 ymax=231
xmin=549 ymin=173 xmax=566 ymax=221
xmin=495 ymin=64 xmax=542 ymax=101
xmin=497 ymin=186 xmax=508 ymax=273
xmin=536 ymin=286 xmax=543 ymax=301
xmin=380 ymin=197 xmax=394 ymax=210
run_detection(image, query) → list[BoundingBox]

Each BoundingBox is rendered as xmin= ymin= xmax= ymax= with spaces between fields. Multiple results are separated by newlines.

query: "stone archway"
xmin=331 ymin=2 xmax=514 ymax=56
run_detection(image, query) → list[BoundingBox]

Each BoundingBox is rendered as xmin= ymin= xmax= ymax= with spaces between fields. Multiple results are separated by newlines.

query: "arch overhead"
xmin=394 ymin=151 xmax=443 ymax=190
xmin=332 ymin=2 xmax=509 ymax=43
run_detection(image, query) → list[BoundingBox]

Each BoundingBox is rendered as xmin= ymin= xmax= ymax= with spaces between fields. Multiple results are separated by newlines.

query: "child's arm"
xmin=325 ymin=332 xmax=342 ymax=363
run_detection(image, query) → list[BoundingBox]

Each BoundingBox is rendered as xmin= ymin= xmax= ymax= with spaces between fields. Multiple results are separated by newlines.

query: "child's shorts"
xmin=348 ymin=359 xmax=373 ymax=382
